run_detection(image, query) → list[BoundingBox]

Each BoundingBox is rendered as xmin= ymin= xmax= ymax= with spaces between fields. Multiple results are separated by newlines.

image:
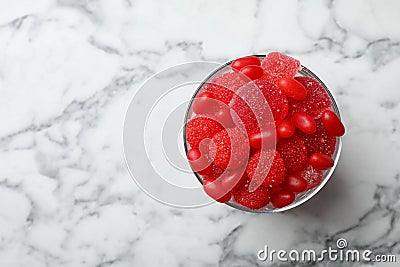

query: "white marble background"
xmin=1 ymin=0 xmax=400 ymax=266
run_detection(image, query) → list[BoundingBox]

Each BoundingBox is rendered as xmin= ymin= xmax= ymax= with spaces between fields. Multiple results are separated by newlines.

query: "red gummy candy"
xmin=296 ymin=119 xmax=336 ymax=156
xmin=230 ymin=79 xmax=288 ymax=135
xmin=297 ymin=164 xmax=323 ymax=189
xmin=287 ymin=77 xmax=332 ymax=119
xmin=271 ymin=189 xmax=296 ymax=208
xmin=256 ymin=80 xmax=289 ymax=125
xmin=202 ymin=164 xmax=225 ymax=181
xmin=246 ymin=149 xmax=286 ymax=187
xmin=186 ymin=117 xmax=223 ymax=149
xmin=209 ymin=128 xmax=249 ymax=170
xmin=203 ymin=72 xmax=246 ymax=105
xmin=232 ymin=179 xmax=271 ymax=209
xmin=261 ymin=52 xmax=301 ymax=83
xmin=277 ymin=136 xmax=308 ymax=172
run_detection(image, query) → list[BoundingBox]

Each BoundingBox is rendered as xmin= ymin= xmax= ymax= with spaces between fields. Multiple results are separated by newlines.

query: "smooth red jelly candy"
xmin=203 ymin=178 xmax=232 ymax=203
xmin=292 ymin=112 xmax=317 ymax=134
xmin=277 ymin=120 xmax=295 ymax=139
xmin=281 ymin=174 xmax=308 ymax=193
xmin=297 ymin=165 xmax=323 ymax=189
xmin=232 ymin=179 xmax=271 ymax=209
xmin=187 ymin=148 xmax=212 ymax=175
xmin=278 ymin=77 xmax=307 ymax=100
xmin=287 ymin=77 xmax=332 ymax=119
xmin=232 ymin=56 xmax=260 ymax=71
xmin=220 ymin=171 xmax=248 ymax=192
xmin=239 ymin=65 xmax=264 ymax=80
xmin=309 ymin=153 xmax=334 ymax=170
xmin=212 ymin=105 xmax=235 ymax=128
xmin=321 ymin=110 xmax=345 ymax=136
xmin=296 ymin=119 xmax=336 ymax=156
xmin=192 ymin=91 xmax=218 ymax=115
xmin=248 ymin=129 xmax=276 ymax=149
xmin=271 ymin=189 xmax=295 ymax=208
xmin=277 ymin=136 xmax=308 ymax=172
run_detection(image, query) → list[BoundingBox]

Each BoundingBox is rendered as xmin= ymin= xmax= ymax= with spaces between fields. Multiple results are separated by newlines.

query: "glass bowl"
xmin=183 ymin=54 xmax=342 ymax=213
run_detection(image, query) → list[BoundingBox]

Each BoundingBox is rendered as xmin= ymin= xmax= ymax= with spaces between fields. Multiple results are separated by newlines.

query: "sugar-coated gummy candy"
xmin=277 ymin=136 xmax=308 ymax=172
xmin=287 ymin=77 xmax=332 ymax=119
xmin=203 ymin=72 xmax=246 ymax=105
xmin=230 ymin=79 xmax=288 ymax=136
xmin=186 ymin=117 xmax=223 ymax=149
xmin=261 ymin=52 xmax=301 ymax=83
xmin=208 ymin=128 xmax=249 ymax=170
xmin=296 ymin=119 xmax=336 ymax=156
xmin=246 ymin=149 xmax=286 ymax=187
xmin=232 ymin=179 xmax=271 ymax=209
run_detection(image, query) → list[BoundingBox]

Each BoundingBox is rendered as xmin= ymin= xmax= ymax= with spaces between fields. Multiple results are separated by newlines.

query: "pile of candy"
xmin=185 ymin=52 xmax=345 ymax=210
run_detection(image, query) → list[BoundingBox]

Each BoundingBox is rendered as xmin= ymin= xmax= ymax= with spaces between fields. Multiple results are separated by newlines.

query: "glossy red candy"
xmin=213 ymin=106 xmax=235 ymax=128
xmin=292 ymin=112 xmax=317 ymax=134
xmin=248 ymin=129 xmax=276 ymax=149
xmin=239 ymin=65 xmax=264 ymax=80
xmin=277 ymin=120 xmax=295 ymax=138
xmin=278 ymin=78 xmax=307 ymax=100
xmin=203 ymin=179 xmax=231 ymax=203
xmin=281 ymin=174 xmax=308 ymax=193
xmin=220 ymin=171 xmax=248 ymax=192
xmin=271 ymin=189 xmax=295 ymax=208
xmin=309 ymin=153 xmax=334 ymax=170
xmin=187 ymin=148 xmax=211 ymax=175
xmin=192 ymin=92 xmax=217 ymax=115
xmin=231 ymin=56 xmax=260 ymax=71
xmin=321 ymin=110 xmax=345 ymax=136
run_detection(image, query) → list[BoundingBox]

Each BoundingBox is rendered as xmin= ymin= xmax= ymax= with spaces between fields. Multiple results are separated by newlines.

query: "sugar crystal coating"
xmin=296 ymin=119 xmax=336 ymax=156
xmin=209 ymin=128 xmax=249 ymax=170
xmin=261 ymin=52 xmax=301 ymax=83
xmin=246 ymin=149 xmax=286 ymax=187
xmin=287 ymin=77 xmax=332 ymax=119
xmin=203 ymin=72 xmax=246 ymax=105
xmin=186 ymin=117 xmax=223 ymax=149
xmin=230 ymin=79 xmax=287 ymax=136
xmin=277 ymin=136 xmax=308 ymax=172
xmin=232 ymin=179 xmax=271 ymax=209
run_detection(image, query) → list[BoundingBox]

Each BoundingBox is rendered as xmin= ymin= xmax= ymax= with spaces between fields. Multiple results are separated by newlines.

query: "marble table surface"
xmin=1 ymin=0 xmax=400 ymax=266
